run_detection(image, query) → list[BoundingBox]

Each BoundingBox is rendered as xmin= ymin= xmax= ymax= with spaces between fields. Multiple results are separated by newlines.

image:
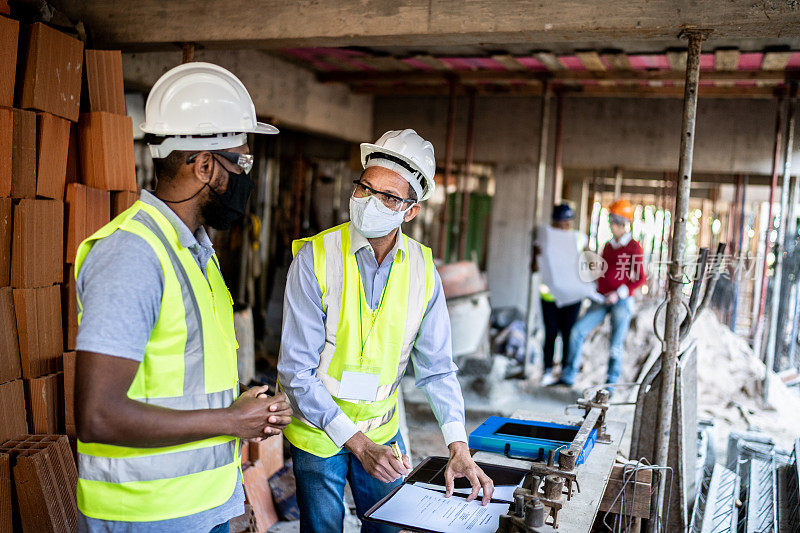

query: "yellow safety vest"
xmin=283 ymin=223 xmax=435 ymax=457
xmin=74 ymin=201 xmax=240 ymax=522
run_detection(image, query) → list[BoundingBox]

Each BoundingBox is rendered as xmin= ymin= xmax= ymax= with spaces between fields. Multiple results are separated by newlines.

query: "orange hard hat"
xmin=609 ymin=199 xmax=635 ymax=222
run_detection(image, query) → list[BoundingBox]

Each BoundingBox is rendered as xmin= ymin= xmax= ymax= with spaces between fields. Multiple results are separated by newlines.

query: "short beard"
xmin=200 ymin=189 xmax=234 ymax=231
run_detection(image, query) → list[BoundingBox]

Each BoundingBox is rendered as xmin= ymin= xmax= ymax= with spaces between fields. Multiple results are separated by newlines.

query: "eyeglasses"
xmin=186 ymin=151 xmax=254 ymax=174
xmin=353 ymin=180 xmax=416 ymax=212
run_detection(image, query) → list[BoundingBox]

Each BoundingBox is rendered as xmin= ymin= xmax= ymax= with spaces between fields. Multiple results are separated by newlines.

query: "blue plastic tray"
xmin=468 ymin=416 xmax=597 ymax=465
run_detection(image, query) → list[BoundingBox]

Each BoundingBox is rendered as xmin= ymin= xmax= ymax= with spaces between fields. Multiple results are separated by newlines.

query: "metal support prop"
xmin=524 ymin=80 xmax=551 ymax=374
xmin=731 ymin=174 xmax=748 ymax=329
xmin=458 ymin=87 xmax=477 ymax=261
xmin=765 ymin=84 xmax=797 ymax=391
xmin=653 ymin=29 xmax=707 ymax=530
xmin=754 ymin=95 xmax=785 ymax=349
xmin=552 ymin=91 xmax=565 ymax=205
xmin=613 ymin=166 xmax=623 ymax=199
xmin=437 ymin=77 xmax=457 ymax=259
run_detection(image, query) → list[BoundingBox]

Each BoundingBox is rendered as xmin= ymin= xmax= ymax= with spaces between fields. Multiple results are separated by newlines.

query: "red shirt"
xmin=596 ymin=237 xmax=647 ymax=296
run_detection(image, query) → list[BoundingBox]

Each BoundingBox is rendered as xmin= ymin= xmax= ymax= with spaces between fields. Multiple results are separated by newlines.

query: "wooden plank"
xmin=411 ymin=54 xmax=453 ymax=70
xmin=601 ymin=51 xmax=631 ymax=70
xmin=761 ymin=50 xmax=793 ymax=70
xmin=714 ymin=48 xmax=740 ymax=71
xmin=350 ymin=82 xmax=778 ymax=99
xmin=667 ymin=50 xmax=687 ymax=71
xmin=472 ymin=411 xmax=625 ymax=533
xmin=534 ymin=51 xmax=564 ymax=71
xmin=319 ymin=67 xmax=786 ymax=84
xmin=599 ymin=464 xmax=652 ymax=518
xmin=318 ymin=54 xmax=359 ymax=71
xmin=576 ymin=51 xmax=606 ymax=71
xmin=491 ymin=54 xmax=527 ymax=71
xmin=358 ymin=55 xmax=413 ymax=71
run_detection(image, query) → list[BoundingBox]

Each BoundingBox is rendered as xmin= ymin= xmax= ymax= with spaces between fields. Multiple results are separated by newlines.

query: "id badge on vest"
xmin=338 ymin=364 xmax=380 ymax=402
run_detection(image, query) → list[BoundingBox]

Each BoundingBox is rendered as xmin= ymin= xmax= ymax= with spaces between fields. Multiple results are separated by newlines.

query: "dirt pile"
xmin=691 ymin=310 xmax=800 ymax=451
xmin=572 ymin=299 xmax=800 ymax=450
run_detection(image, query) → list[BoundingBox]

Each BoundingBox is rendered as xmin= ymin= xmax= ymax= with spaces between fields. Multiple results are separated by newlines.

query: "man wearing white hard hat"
xmin=74 ymin=62 xmax=291 ymax=532
xmin=278 ymin=129 xmax=494 ymax=532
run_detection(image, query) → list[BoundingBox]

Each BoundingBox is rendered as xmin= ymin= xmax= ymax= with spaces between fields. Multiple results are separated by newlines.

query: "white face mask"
xmin=349 ymin=195 xmax=409 ymax=238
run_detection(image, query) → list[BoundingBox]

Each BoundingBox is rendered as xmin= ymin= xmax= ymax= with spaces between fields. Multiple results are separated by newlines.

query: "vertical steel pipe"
xmin=458 ymin=87 xmax=477 ymax=261
xmin=653 ymin=29 xmax=706 ymax=529
xmin=524 ymin=80 xmax=552 ymax=375
xmin=765 ymin=85 xmax=796 ymax=393
xmin=731 ymin=175 xmax=748 ymax=329
xmin=437 ymin=77 xmax=458 ymax=259
xmin=552 ymin=91 xmax=565 ymax=205
xmin=754 ymin=95 xmax=785 ymax=349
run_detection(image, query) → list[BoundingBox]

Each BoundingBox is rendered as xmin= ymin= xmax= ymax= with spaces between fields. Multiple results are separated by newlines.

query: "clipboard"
xmin=362 ymin=456 xmax=528 ymax=532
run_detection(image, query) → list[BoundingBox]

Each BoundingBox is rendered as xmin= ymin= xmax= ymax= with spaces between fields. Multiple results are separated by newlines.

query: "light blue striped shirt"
xmin=76 ymin=190 xmax=245 ymax=532
xmin=278 ymin=224 xmax=467 ymax=450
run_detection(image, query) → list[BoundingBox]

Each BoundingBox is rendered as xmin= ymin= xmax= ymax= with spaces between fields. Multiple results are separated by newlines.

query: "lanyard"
xmin=358 ymin=260 xmax=395 ymax=365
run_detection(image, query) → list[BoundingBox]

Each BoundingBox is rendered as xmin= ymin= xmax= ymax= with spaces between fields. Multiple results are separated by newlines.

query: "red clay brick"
xmin=2 ymin=435 xmax=77 ymax=532
xmin=0 ymin=453 xmax=11 ymax=533
xmin=0 ymin=287 xmax=20 ymax=385
xmin=0 ymin=380 xmax=27 ymax=443
xmin=10 ymin=199 xmax=63 ymax=288
xmin=243 ymin=461 xmax=279 ymax=532
xmin=35 ymin=112 xmax=70 ymax=200
xmin=13 ymin=285 xmax=63 ymax=378
xmin=249 ymin=435 xmax=284 ymax=479
xmin=0 ymin=198 xmax=11 ymax=286
xmin=62 ymin=352 xmax=75 ymax=438
xmin=65 ymin=183 xmax=110 ymax=264
xmin=24 ymin=372 xmax=63 ymax=434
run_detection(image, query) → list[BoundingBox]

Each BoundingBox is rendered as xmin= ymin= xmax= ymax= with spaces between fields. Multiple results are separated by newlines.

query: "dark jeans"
xmin=541 ymin=299 xmax=582 ymax=371
xmin=292 ymin=431 xmax=407 ymax=533
xmin=209 ymin=521 xmax=229 ymax=533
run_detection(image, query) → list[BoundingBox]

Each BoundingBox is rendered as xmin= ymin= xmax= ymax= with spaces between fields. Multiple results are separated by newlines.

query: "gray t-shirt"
xmin=76 ymin=191 xmax=245 ymax=532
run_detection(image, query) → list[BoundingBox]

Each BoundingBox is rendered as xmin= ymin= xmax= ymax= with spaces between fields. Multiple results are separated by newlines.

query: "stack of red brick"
xmin=241 ymin=437 xmax=285 ymax=532
xmin=0 ymin=435 xmax=78 ymax=532
xmin=0 ymin=6 xmax=138 ymax=531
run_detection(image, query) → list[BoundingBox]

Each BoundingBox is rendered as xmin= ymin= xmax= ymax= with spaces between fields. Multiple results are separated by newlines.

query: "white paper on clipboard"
xmin=538 ymin=226 xmax=598 ymax=307
xmin=368 ymin=483 xmax=508 ymax=533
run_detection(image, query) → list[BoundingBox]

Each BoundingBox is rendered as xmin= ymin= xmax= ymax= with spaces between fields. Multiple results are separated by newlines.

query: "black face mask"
xmin=201 ymin=169 xmax=254 ymax=230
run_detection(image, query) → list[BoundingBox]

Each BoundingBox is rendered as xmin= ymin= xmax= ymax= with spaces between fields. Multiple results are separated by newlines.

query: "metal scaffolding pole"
xmin=753 ymin=96 xmax=785 ymax=352
xmin=765 ymin=85 xmax=796 ymax=393
xmin=524 ymin=80 xmax=551 ymax=374
xmin=653 ymin=28 xmax=707 ymax=530
xmin=552 ymin=91 xmax=565 ymax=205
xmin=458 ymin=87 xmax=477 ymax=261
xmin=437 ymin=78 xmax=457 ymax=259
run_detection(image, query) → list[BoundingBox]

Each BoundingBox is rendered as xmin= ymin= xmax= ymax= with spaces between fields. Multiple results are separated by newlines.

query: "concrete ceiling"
xmin=50 ymin=0 xmax=800 ymax=53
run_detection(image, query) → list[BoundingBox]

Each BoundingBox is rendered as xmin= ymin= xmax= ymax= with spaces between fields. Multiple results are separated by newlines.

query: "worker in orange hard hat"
xmin=558 ymin=199 xmax=647 ymax=388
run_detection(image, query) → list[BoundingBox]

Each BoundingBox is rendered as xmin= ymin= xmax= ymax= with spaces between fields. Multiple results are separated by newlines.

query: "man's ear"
xmin=192 ymin=152 xmax=215 ymax=184
xmin=404 ymin=204 xmax=421 ymax=223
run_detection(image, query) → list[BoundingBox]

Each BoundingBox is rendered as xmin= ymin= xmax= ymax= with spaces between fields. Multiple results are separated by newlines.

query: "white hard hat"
xmin=141 ymin=62 xmax=278 ymax=158
xmin=360 ymin=129 xmax=436 ymax=201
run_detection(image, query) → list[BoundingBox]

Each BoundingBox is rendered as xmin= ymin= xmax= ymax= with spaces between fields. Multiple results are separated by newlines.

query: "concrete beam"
xmin=52 ymin=0 xmax=800 ymax=50
xmin=123 ymin=49 xmax=373 ymax=143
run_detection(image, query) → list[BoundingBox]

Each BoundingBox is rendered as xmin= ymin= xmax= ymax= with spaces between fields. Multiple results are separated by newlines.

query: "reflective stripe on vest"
xmin=74 ymin=201 xmax=240 ymax=522
xmin=283 ymin=223 xmax=434 ymax=457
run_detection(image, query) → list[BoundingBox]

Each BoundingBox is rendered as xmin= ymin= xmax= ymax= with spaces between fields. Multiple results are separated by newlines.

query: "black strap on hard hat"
xmin=365 ymin=151 xmax=427 ymax=190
